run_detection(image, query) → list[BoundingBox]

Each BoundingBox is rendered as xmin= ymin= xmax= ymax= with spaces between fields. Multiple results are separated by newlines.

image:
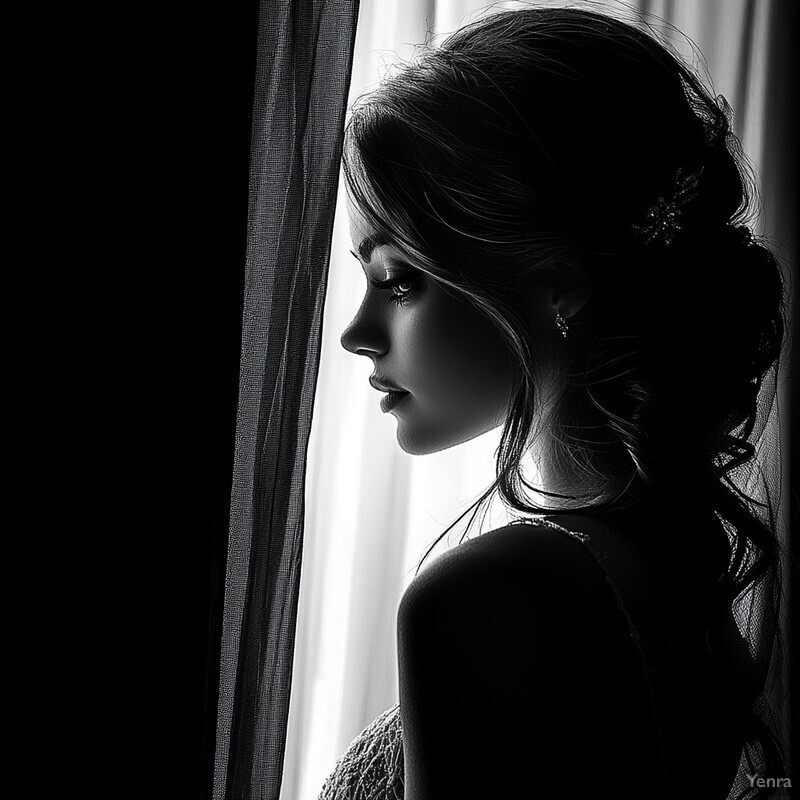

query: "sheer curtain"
xmin=212 ymin=2 xmax=360 ymax=799
xmin=283 ymin=2 xmax=793 ymax=799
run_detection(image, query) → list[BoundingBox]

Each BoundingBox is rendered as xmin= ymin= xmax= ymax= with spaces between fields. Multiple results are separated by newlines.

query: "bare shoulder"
xmin=399 ymin=521 xmax=615 ymax=622
xmin=397 ymin=517 xmax=673 ymax=796
xmin=398 ymin=514 xmax=668 ymax=641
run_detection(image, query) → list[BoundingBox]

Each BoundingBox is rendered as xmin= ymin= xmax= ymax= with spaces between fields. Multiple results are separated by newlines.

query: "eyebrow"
xmin=354 ymin=232 xmax=389 ymax=263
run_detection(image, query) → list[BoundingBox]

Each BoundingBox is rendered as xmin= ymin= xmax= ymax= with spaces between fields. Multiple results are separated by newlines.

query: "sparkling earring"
xmin=555 ymin=312 xmax=569 ymax=338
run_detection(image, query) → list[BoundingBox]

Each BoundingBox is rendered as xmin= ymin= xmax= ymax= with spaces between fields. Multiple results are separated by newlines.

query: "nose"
xmin=340 ymin=300 xmax=386 ymax=357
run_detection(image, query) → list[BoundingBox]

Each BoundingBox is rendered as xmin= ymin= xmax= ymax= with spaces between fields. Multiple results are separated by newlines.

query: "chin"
xmin=395 ymin=419 xmax=503 ymax=456
xmin=397 ymin=432 xmax=442 ymax=456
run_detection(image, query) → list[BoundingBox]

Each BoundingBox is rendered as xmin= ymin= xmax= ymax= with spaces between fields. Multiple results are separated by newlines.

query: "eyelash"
xmin=369 ymin=276 xmax=419 ymax=306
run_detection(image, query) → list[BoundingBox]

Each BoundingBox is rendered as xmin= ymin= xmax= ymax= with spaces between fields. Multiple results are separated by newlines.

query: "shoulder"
xmin=397 ymin=522 xmax=634 ymax=693
xmin=398 ymin=522 xmax=612 ymax=625
xmin=397 ymin=522 xmax=664 ymax=797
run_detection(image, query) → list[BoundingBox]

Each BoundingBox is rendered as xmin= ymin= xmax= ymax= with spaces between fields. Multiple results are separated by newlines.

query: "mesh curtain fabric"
xmin=212 ymin=2 xmax=360 ymax=798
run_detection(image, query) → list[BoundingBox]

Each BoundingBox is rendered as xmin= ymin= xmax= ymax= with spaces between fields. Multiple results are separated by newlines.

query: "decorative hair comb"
xmin=729 ymin=223 xmax=756 ymax=248
xmin=633 ymin=166 xmax=704 ymax=247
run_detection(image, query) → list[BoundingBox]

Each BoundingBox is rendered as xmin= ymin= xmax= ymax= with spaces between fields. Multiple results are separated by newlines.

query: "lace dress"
xmin=317 ymin=703 xmax=404 ymax=800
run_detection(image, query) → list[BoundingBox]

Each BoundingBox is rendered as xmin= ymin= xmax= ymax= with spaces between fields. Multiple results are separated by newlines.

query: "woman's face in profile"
xmin=340 ymin=198 xmax=517 ymax=455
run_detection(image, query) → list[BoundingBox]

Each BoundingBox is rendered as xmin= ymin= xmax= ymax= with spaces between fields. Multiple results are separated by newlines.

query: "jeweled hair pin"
xmin=633 ymin=166 xmax=704 ymax=247
xmin=729 ymin=223 xmax=756 ymax=248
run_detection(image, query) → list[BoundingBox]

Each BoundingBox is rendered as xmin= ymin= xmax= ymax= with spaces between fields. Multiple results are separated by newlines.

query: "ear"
xmin=549 ymin=259 xmax=593 ymax=321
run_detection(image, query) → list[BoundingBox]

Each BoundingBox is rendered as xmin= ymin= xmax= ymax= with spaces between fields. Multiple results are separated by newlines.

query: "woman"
xmin=320 ymin=7 xmax=788 ymax=799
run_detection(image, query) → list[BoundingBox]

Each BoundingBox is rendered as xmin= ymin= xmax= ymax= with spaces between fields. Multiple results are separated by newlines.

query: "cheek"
xmin=409 ymin=291 xmax=514 ymax=405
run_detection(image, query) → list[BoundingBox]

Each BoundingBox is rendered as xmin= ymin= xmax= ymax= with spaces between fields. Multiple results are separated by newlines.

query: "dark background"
xmin=157 ymin=3 xmax=260 ymax=796
xmin=186 ymin=6 xmax=259 ymax=797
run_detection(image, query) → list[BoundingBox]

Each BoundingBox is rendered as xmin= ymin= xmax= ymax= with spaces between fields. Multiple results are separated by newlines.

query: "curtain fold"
xmin=213 ymin=2 xmax=360 ymax=798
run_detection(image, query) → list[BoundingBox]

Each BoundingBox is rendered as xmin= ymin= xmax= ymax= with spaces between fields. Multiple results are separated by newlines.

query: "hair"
xmin=342 ymin=7 xmax=787 ymax=797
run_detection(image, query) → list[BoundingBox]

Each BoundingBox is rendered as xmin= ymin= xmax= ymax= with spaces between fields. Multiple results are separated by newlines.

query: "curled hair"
xmin=342 ymin=8 xmax=788 ymax=796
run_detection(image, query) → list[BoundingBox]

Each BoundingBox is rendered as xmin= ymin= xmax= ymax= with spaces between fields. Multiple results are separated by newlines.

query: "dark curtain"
xmin=210 ymin=2 xmax=360 ymax=798
xmin=757 ymin=0 xmax=799 ymax=778
xmin=764 ymin=0 xmax=800 ymax=779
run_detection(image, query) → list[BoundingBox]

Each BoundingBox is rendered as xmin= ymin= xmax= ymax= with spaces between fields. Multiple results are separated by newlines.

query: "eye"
xmin=369 ymin=274 xmax=420 ymax=306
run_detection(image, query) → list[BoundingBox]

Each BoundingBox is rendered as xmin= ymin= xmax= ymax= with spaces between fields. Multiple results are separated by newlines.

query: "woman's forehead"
xmin=346 ymin=198 xmax=393 ymax=261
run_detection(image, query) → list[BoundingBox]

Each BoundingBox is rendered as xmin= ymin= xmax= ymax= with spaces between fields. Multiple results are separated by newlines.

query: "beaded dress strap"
xmin=508 ymin=515 xmax=589 ymax=542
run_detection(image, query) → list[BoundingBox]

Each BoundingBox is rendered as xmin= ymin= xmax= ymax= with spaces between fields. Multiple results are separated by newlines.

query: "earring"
xmin=555 ymin=312 xmax=569 ymax=338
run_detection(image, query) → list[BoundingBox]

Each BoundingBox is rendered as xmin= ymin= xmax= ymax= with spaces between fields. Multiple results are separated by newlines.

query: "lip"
xmin=380 ymin=390 xmax=409 ymax=413
xmin=369 ymin=376 xmax=406 ymax=393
